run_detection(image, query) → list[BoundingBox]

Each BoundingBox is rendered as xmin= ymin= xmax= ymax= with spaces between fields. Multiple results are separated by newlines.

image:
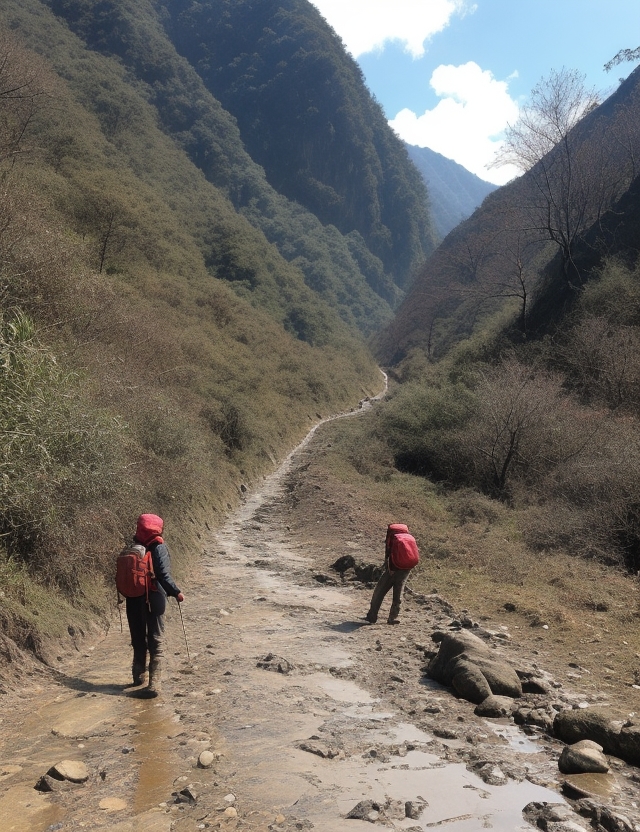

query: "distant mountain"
xmin=405 ymin=145 xmax=498 ymax=239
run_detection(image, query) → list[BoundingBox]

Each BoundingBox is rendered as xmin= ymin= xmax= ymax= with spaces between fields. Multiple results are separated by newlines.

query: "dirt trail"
xmin=1 ymin=403 xmax=639 ymax=831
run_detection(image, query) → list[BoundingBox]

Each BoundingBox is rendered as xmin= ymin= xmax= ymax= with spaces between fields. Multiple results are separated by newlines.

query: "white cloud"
xmin=310 ymin=0 xmax=474 ymax=59
xmin=389 ymin=62 xmax=521 ymax=184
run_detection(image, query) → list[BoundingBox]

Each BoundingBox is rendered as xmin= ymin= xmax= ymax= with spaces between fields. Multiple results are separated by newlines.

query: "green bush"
xmin=0 ymin=310 xmax=124 ymax=577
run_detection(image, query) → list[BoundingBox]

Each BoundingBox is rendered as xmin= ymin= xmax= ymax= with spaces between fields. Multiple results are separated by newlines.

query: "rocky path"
xmin=1 ymin=406 xmax=640 ymax=831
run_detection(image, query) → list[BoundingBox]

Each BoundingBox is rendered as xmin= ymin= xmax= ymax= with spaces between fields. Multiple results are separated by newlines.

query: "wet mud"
xmin=0 ymin=400 xmax=639 ymax=830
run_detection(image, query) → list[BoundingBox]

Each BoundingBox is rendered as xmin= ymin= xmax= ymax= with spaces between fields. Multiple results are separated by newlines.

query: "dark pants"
xmin=366 ymin=566 xmax=411 ymax=623
xmin=126 ymin=592 xmax=166 ymax=668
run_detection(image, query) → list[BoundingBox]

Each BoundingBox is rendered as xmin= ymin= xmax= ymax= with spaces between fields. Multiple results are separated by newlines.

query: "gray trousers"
xmin=366 ymin=565 xmax=411 ymax=623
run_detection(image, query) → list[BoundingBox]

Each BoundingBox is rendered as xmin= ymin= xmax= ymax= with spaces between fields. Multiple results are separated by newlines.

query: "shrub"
xmin=0 ymin=310 xmax=124 ymax=582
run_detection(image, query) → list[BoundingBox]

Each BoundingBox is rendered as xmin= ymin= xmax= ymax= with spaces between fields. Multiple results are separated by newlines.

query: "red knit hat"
xmin=136 ymin=513 xmax=164 ymax=545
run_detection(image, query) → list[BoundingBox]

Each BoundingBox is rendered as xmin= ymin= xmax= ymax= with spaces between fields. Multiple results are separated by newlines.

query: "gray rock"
xmin=405 ymin=800 xmax=427 ymax=819
xmin=299 ymin=741 xmax=339 ymax=759
xmin=523 ymin=802 xmax=588 ymax=831
xmin=474 ymin=694 xmax=515 ymax=718
xmin=198 ymin=750 xmax=215 ymax=768
xmin=553 ymin=709 xmax=619 ymax=753
xmin=471 ymin=761 xmax=507 ymax=785
xmin=48 ymin=760 xmax=89 ymax=783
xmin=616 ymin=724 xmax=640 ymax=766
xmin=346 ymin=800 xmax=385 ymax=821
xmin=559 ymin=740 xmax=609 ymax=774
xmin=427 ymin=631 xmax=522 ymax=704
xmin=257 ymin=653 xmax=293 ymax=674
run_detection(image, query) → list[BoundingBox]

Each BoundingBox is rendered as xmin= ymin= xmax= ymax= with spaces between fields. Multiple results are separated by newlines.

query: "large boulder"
xmin=427 ymin=631 xmax=522 ymax=705
xmin=554 ymin=710 xmax=640 ymax=767
xmin=558 ymin=740 xmax=609 ymax=774
xmin=553 ymin=710 xmax=620 ymax=756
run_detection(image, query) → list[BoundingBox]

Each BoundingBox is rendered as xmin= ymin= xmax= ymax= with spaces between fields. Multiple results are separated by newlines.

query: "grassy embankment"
xmin=0 ymin=12 xmax=381 ymax=664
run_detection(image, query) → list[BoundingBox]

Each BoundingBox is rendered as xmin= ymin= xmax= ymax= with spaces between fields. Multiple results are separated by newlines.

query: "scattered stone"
xmin=471 ymin=762 xmax=507 ymax=785
xmin=48 ymin=760 xmax=89 ymax=783
xmin=433 ymin=728 xmax=459 ymax=740
xmin=423 ymin=705 xmax=443 ymax=714
xmin=474 ymin=695 xmax=515 ymax=718
xmin=224 ymin=807 xmax=238 ymax=818
xmin=559 ymin=740 xmax=610 ymax=775
xmin=521 ymin=677 xmax=551 ymax=695
xmin=346 ymin=800 xmax=385 ymax=822
xmin=175 ymin=786 xmax=198 ymax=804
xmin=405 ymin=800 xmax=427 ymax=819
xmin=99 ymin=797 xmax=127 ymax=812
xmin=224 ymin=793 xmax=236 ymax=803
xmin=257 ymin=653 xmax=293 ymax=674
xmin=299 ymin=741 xmax=340 ymax=759
xmin=274 ymin=814 xmax=286 ymax=825
xmin=523 ymin=801 xmax=588 ymax=831
xmin=427 ymin=630 xmax=522 ymax=704
xmin=198 ymin=750 xmax=215 ymax=768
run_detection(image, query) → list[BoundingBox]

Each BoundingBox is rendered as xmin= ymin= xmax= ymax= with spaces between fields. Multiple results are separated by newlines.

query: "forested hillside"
xmin=0 ymin=0 xmax=435 ymax=658
xmin=158 ymin=0 xmax=435 ymax=292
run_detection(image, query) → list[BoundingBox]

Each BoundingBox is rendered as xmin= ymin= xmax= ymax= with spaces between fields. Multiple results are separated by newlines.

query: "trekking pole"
xmin=176 ymin=599 xmax=191 ymax=663
xmin=116 ymin=591 xmax=123 ymax=633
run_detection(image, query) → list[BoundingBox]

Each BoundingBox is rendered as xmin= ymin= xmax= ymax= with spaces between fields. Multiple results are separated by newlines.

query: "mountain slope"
xmin=0 ymin=0 xmax=394 ymax=655
xmin=159 ymin=0 xmax=436 ymax=291
xmin=406 ymin=144 xmax=498 ymax=239
xmin=375 ymin=67 xmax=640 ymax=364
xmin=35 ymin=0 xmax=423 ymax=335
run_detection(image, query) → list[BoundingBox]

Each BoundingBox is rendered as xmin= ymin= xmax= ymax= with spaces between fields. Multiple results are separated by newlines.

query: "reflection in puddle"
xmin=563 ymin=771 xmax=619 ymax=798
xmin=487 ymin=721 xmax=542 ymax=754
xmin=315 ymin=755 xmax=561 ymax=832
xmin=133 ymin=702 xmax=180 ymax=812
xmin=305 ymin=673 xmax=377 ymax=704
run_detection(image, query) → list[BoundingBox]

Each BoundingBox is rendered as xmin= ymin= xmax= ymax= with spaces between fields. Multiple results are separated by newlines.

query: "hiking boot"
xmin=365 ymin=611 xmax=377 ymax=624
xmin=139 ymin=658 xmax=162 ymax=699
xmin=132 ymin=660 xmax=146 ymax=686
xmin=387 ymin=618 xmax=400 ymax=625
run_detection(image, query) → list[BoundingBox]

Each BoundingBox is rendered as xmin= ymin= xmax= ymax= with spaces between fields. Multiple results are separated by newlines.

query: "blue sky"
xmin=310 ymin=0 xmax=640 ymax=184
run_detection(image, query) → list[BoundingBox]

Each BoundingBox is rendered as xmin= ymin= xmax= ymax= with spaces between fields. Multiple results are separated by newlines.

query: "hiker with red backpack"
xmin=365 ymin=523 xmax=419 ymax=625
xmin=116 ymin=513 xmax=184 ymax=698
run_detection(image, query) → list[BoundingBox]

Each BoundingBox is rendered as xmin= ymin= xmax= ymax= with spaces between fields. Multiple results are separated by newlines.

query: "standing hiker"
xmin=365 ymin=523 xmax=419 ymax=625
xmin=117 ymin=513 xmax=184 ymax=698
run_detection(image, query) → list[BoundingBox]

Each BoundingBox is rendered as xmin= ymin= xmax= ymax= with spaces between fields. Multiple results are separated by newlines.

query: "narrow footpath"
xmin=1 ymin=404 xmax=638 ymax=832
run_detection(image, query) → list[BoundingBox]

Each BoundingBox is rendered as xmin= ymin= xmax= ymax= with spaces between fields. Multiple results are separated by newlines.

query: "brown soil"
xmin=1 ymin=404 xmax=639 ymax=832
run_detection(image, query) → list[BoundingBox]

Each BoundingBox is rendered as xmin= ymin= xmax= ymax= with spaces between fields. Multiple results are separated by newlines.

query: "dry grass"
xmin=289 ymin=414 xmax=640 ymax=717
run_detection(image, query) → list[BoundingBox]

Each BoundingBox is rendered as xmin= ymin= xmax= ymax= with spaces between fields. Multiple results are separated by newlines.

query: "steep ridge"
xmin=159 ymin=0 xmax=436 ymax=292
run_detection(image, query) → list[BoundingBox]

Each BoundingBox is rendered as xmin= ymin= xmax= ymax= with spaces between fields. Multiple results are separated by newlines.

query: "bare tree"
xmin=491 ymin=69 xmax=625 ymax=287
xmin=0 ymin=31 xmax=51 ymax=167
xmin=468 ymin=357 xmax=591 ymax=496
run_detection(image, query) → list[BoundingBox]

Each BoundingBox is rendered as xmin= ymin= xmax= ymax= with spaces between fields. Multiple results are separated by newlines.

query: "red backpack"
xmin=390 ymin=532 xmax=420 ymax=571
xmin=116 ymin=544 xmax=154 ymax=599
xmin=385 ymin=523 xmax=409 ymax=558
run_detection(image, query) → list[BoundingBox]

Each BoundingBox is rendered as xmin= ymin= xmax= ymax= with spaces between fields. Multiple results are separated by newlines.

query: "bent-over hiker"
xmin=365 ymin=523 xmax=419 ymax=625
xmin=122 ymin=513 xmax=184 ymax=698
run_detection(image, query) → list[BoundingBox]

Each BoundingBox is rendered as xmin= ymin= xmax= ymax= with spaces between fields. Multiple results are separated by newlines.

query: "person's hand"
xmin=177 ymin=592 xmax=184 ymax=603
